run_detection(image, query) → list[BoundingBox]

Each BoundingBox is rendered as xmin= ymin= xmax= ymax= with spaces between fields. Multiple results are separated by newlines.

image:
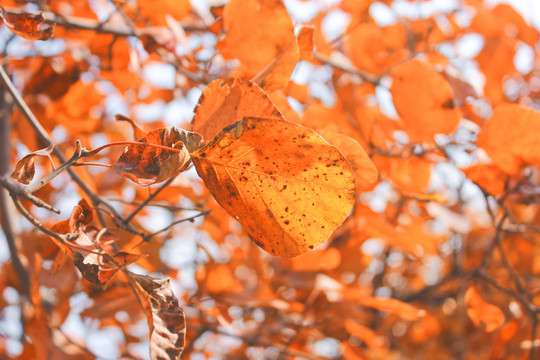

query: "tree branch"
xmin=0 ymin=80 xmax=30 ymax=298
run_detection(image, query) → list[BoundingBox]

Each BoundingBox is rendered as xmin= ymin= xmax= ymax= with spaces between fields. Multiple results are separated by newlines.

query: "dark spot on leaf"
xmin=442 ymin=99 xmax=455 ymax=109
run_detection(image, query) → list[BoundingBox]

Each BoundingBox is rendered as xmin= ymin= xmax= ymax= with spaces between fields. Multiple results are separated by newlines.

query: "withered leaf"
xmin=191 ymin=117 xmax=356 ymax=258
xmin=128 ymin=272 xmax=186 ymax=360
xmin=113 ymin=127 xmax=203 ymax=186
xmin=0 ymin=6 xmax=55 ymax=41
xmin=11 ymin=143 xmax=54 ymax=185
xmin=51 ymin=200 xmax=140 ymax=286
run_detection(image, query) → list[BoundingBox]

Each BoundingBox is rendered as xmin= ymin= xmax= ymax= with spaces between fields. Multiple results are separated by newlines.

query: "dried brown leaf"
xmin=113 ymin=127 xmax=203 ymax=186
xmin=128 ymin=273 xmax=186 ymax=360
xmin=10 ymin=143 xmax=54 ymax=185
xmin=0 ymin=6 xmax=55 ymax=40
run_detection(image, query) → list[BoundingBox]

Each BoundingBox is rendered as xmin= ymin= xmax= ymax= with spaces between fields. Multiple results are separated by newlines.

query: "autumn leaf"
xmin=476 ymin=103 xmax=540 ymax=174
xmin=0 ymin=6 xmax=55 ymax=40
xmin=128 ymin=272 xmax=186 ymax=360
xmin=290 ymin=247 xmax=341 ymax=271
xmin=218 ymin=0 xmax=295 ymax=78
xmin=391 ymin=59 xmax=461 ymax=143
xmin=251 ymin=26 xmax=314 ymax=92
xmin=50 ymin=200 xmax=141 ymax=286
xmin=113 ymin=127 xmax=203 ymax=186
xmin=191 ymin=117 xmax=356 ymax=258
xmin=465 ymin=287 xmax=505 ymax=332
xmin=345 ymin=22 xmax=408 ymax=75
xmin=191 ymin=78 xmax=282 ymax=142
xmin=11 ymin=143 xmax=54 ymax=185
xmin=358 ymin=297 xmax=425 ymax=321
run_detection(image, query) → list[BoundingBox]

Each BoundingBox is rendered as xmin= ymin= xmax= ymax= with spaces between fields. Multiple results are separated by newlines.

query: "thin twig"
xmin=0 ymin=81 xmax=30 ymax=298
xmin=313 ymin=52 xmax=381 ymax=85
xmin=124 ymin=175 xmax=178 ymax=224
xmin=0 ymin=177 xmax=59 ymax=213
xmin=142 ymin=210 xmax=210 ymax=242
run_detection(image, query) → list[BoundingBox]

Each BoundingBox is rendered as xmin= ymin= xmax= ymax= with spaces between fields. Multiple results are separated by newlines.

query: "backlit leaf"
xmin=476 ymin=103 xmax=540 ymax=174
xmin=218 ymin=0 xmax=294 ymax=78
xmin=251 ymin=26 xmax=314 ymax=92
xmin=391 ymin=59 xmax=461 ymax=142
xmin=191 ymin=78 xmax=282 ymax=141
xmin=465 ymin=286 xmax=505 ymax=332
xmin=128 ymin=272 xmax=186 ymax=360
xmin=113 ymin=127 xmax=203 ymax=186
xmin=191 ymin=117 xmax=356 ymax=258
xmin=358 ymin=297 xmax=425 ymax=321
xmin=0 ymin=6 xmax=55 ymax=40
xmin=11 ymin=144 xmax=54 ymax=185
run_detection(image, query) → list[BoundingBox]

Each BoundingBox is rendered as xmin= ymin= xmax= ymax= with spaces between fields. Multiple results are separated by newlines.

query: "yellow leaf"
xmin=191 ymin=118 xmax=356 ymax=258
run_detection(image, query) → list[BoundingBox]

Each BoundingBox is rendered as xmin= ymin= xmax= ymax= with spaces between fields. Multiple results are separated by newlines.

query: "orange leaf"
xmin=0 ymin=6 xmax=54 ymax=40
xmin=465 ymin=287 xmax=505 ymax=332
xmin=297 ymin=26 xmax=314 ymax=61
xmin=191 ymin=78 xmax=282 ymax=142
xmin=316 ymin=130 xmax=378 ymax=192
xmin=206 ymin=264 xmax=242 ymax=294
xmin=191 ymin=118 xmax=356 ymax=258
xmin=476 ymin=104 xmax=540 ymax=174
xmin=251 ymin=26 xmax=314 ymax=92
xmin=346 ymin=22 xmax=408 ymax=75
xmin=138 ymin=0 xmax=190 ymax=26
xmin=390 ymin=59 xmax=461 ymax=143
xmin=344 ymin=319 xmax=384 ymax=349
xmin=358 ymin=297 xmax=424 ymax=321
xmin=462 ymin=162 xmax=507 ymax=196
xmin=290 ymin=247 xmax=341 ymax=271
xmin=10 ymin=143 xmax=54 ymax=185
xmin=128 ymin=272 xmax=186 ymax=360
xmin=113 ymin=127 xmax=203 ymax=186
xmin=218 ymin=0 xmax=294 ymax=78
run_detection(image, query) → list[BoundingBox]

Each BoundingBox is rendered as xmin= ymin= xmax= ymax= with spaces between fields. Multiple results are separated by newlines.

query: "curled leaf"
xmin=11 ymin=143 xmax=54 ymax=185
xmin=0 ymin=6 xmax=55 ymax=40
xmin=191 ymin=78 xmax=282 ymax=142
xmin=113 ymin=127 xmax=203 ymax=186
xmin=191 ymin=117 xmax=356 ymax=258
xmin=128 ymin=272 xmax=186 ymax=360
xmin=51 ymin=200 xmax=140 ymax=286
